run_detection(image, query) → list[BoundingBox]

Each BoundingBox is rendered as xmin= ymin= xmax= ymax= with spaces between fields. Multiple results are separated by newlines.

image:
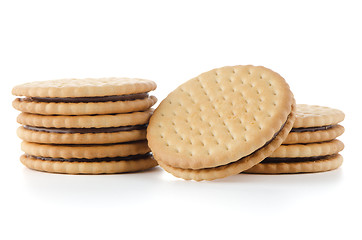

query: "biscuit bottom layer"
xmin=261 ymin=154 xmax=337 ymax=163
xmin=243 ymin=154 xmax=343 ymax=174
xmin=18 ymin=92 xmax=149 ymax=103
xmin=23 ymin=124 xmax=147 ymax=134
xmin=26 ymin=153 xmax=152 ymax=162
xmin=290 ymin=125 xmax=334 ymax=133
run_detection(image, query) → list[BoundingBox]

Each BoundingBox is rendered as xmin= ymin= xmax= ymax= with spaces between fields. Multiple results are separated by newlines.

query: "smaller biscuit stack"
xmin=245 ymin=104 xmax=345 ymax=174
xmin=12 ymin=78 xmax=158 ymax=174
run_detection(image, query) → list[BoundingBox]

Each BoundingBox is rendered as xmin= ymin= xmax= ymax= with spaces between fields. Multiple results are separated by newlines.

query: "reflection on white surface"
xmin=21 ymin=165 xmax=344 ymax=212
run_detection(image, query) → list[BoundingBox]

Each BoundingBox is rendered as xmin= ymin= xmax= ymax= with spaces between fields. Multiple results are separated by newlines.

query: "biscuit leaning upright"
xmin=12 ymin=78 xmax=158 ymax=174
xmin=147 ymin=65 xmax=296 ymax=181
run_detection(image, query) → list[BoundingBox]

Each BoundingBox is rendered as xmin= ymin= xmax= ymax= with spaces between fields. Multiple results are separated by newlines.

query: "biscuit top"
xmin=294 ymin=104 xmax=345 ymax=128
xmin=147 ymin=65 xmax=295 ymax=169
xmin=12 ymin=78 xmax=157 ymax=98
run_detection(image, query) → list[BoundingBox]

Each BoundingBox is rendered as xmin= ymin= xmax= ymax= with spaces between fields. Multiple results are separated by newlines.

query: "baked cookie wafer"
xmin=20 ymin=155 xmax=157 ymax=174
xmin=20 ymin=140 xmax=157 ymax=174
xmin=12 ymin=78 xmax=157 ymax=115
xmin=244 ymin=154 xmax=343 ymax=174
xmin=283 ymin=104 xmax=345 ymax=144
xmin=16 ymin=109 xmax=153 ymax=144
xmin=17 ymin=125 xmax=147 ymax=144
xmin=244 ymin=140 xmax=344 ymax=174
xmin=147 ymin=65 xmax=296 ymax=181
xmin=13 ymin=95 xmax=157 ymax=115
xmin=12 ymin=78 xmax=156 ymax=97
xmin=283 ymin=125 xmax=344 ymax=144
xmin=270 ymin=139 xmax=344 ymax=158
xmin=293 ymin=104 xmax=345 ymax=128
xmin=21 ymin=140 xmax=150 ymax=158
xmin=17 ymin=110 xmax=153 ymax=128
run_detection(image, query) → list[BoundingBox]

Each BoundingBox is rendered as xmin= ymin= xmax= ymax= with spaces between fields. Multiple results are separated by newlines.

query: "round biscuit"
xmin=12 ymin=78 xmax=156 ymax=98
xmin=13 ymin=96 xmax=157 ymax=115
xmin=17 ymin=126 xmax=146 ymax=144
xmin=283 ymin=124 xmax=344 ymax=144
xmin=294 ymin=104 xmax=345 ymax=128
xmin=270 ymin=139 xmax=344 ymax=158
xmin=148 ymin=65 xmax=295 ymax=170
xmin=20 ymin=154 xmax=158 ymax=174
xmin=21 ymin=140 xmax=150 ymax=159
xmin=243 ymin=154 xmax=343 ymax=174
xmin=17 ymin=109 xmax=153 ymax=128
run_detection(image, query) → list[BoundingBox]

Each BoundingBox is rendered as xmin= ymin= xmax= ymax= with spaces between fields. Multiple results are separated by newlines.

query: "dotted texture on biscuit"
xmin=156 ymin=107 xmax=295 ymax=181
xmin=148 ymin=65 xmax=295 ymax=169
xmin=12 ymin=78 xmax=157 ymax=97
xmin=294 ymin=104 xmax=345 ymax=128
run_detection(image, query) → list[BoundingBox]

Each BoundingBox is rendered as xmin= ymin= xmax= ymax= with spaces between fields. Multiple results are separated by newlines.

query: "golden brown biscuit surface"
xmin=148 ymin=65 xmax=295 ymax=171
xmin=270 ymin=139 xmax=344 ymax=158
xmin=293 ymin=104 xmax=345 ymax=128
xmin=13 ymin=96 xmax=157 ymax=115
xmin=21 ymin=140 xmax=150 ymax=159
xmin=157 ymin=107 xmax=295 ymax=181
xmin=244 ymin=154 xmax=343 ymax=174
xmin=17 ymin=126 xmax=147 ymax=144
xmin=283 ymin=124 xmax=344 ymax=144
xmin=12 ymin=77 xmax=157 ymax=97
xmin=17 ymin=109 xmax=153 ymax=128
xmin=21 ymin=154 xmax=158 ymax=174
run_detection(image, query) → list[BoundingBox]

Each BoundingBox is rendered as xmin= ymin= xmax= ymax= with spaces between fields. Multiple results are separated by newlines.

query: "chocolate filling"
xmin=20 ymin=93 xmax=149 ymax=103
xmin=27 ymin=153 xmax=152 ymax=162
xmin=261 ymin=155 xmax=334 ymax=163
xmin=291 ymin=125 xmax=334 ymax=133
xmin=23 ymin=124 xmax=148 ymax=134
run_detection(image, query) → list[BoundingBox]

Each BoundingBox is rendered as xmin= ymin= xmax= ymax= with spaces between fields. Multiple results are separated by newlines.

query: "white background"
xmin=0 ymin=1 xmax=361 ymax=239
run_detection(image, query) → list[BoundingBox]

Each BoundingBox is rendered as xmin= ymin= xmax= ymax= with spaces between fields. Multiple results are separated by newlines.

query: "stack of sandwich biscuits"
xmin=245 ymin=104 xmax=345 ymax=174
xmin=13 ymin=78 xmax=158 ymax=174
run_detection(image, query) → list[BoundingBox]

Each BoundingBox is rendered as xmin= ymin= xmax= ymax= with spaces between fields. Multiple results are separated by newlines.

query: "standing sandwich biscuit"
xmin=147 ymin=65 xmax=296 ymax=181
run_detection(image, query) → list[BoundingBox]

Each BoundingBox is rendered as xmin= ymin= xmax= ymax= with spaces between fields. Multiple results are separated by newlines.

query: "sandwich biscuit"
xmin=148 ymin=65 xmax=296 ymax=181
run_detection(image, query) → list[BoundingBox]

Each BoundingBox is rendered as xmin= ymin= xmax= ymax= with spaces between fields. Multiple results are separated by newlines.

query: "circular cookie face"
xmin=148 ymin=65 xmax=295 ymax=170
xmin=12 ymin=78 xmax=157 ymax=97
xmin=294 ymin=104 xmax=345 ymax=128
